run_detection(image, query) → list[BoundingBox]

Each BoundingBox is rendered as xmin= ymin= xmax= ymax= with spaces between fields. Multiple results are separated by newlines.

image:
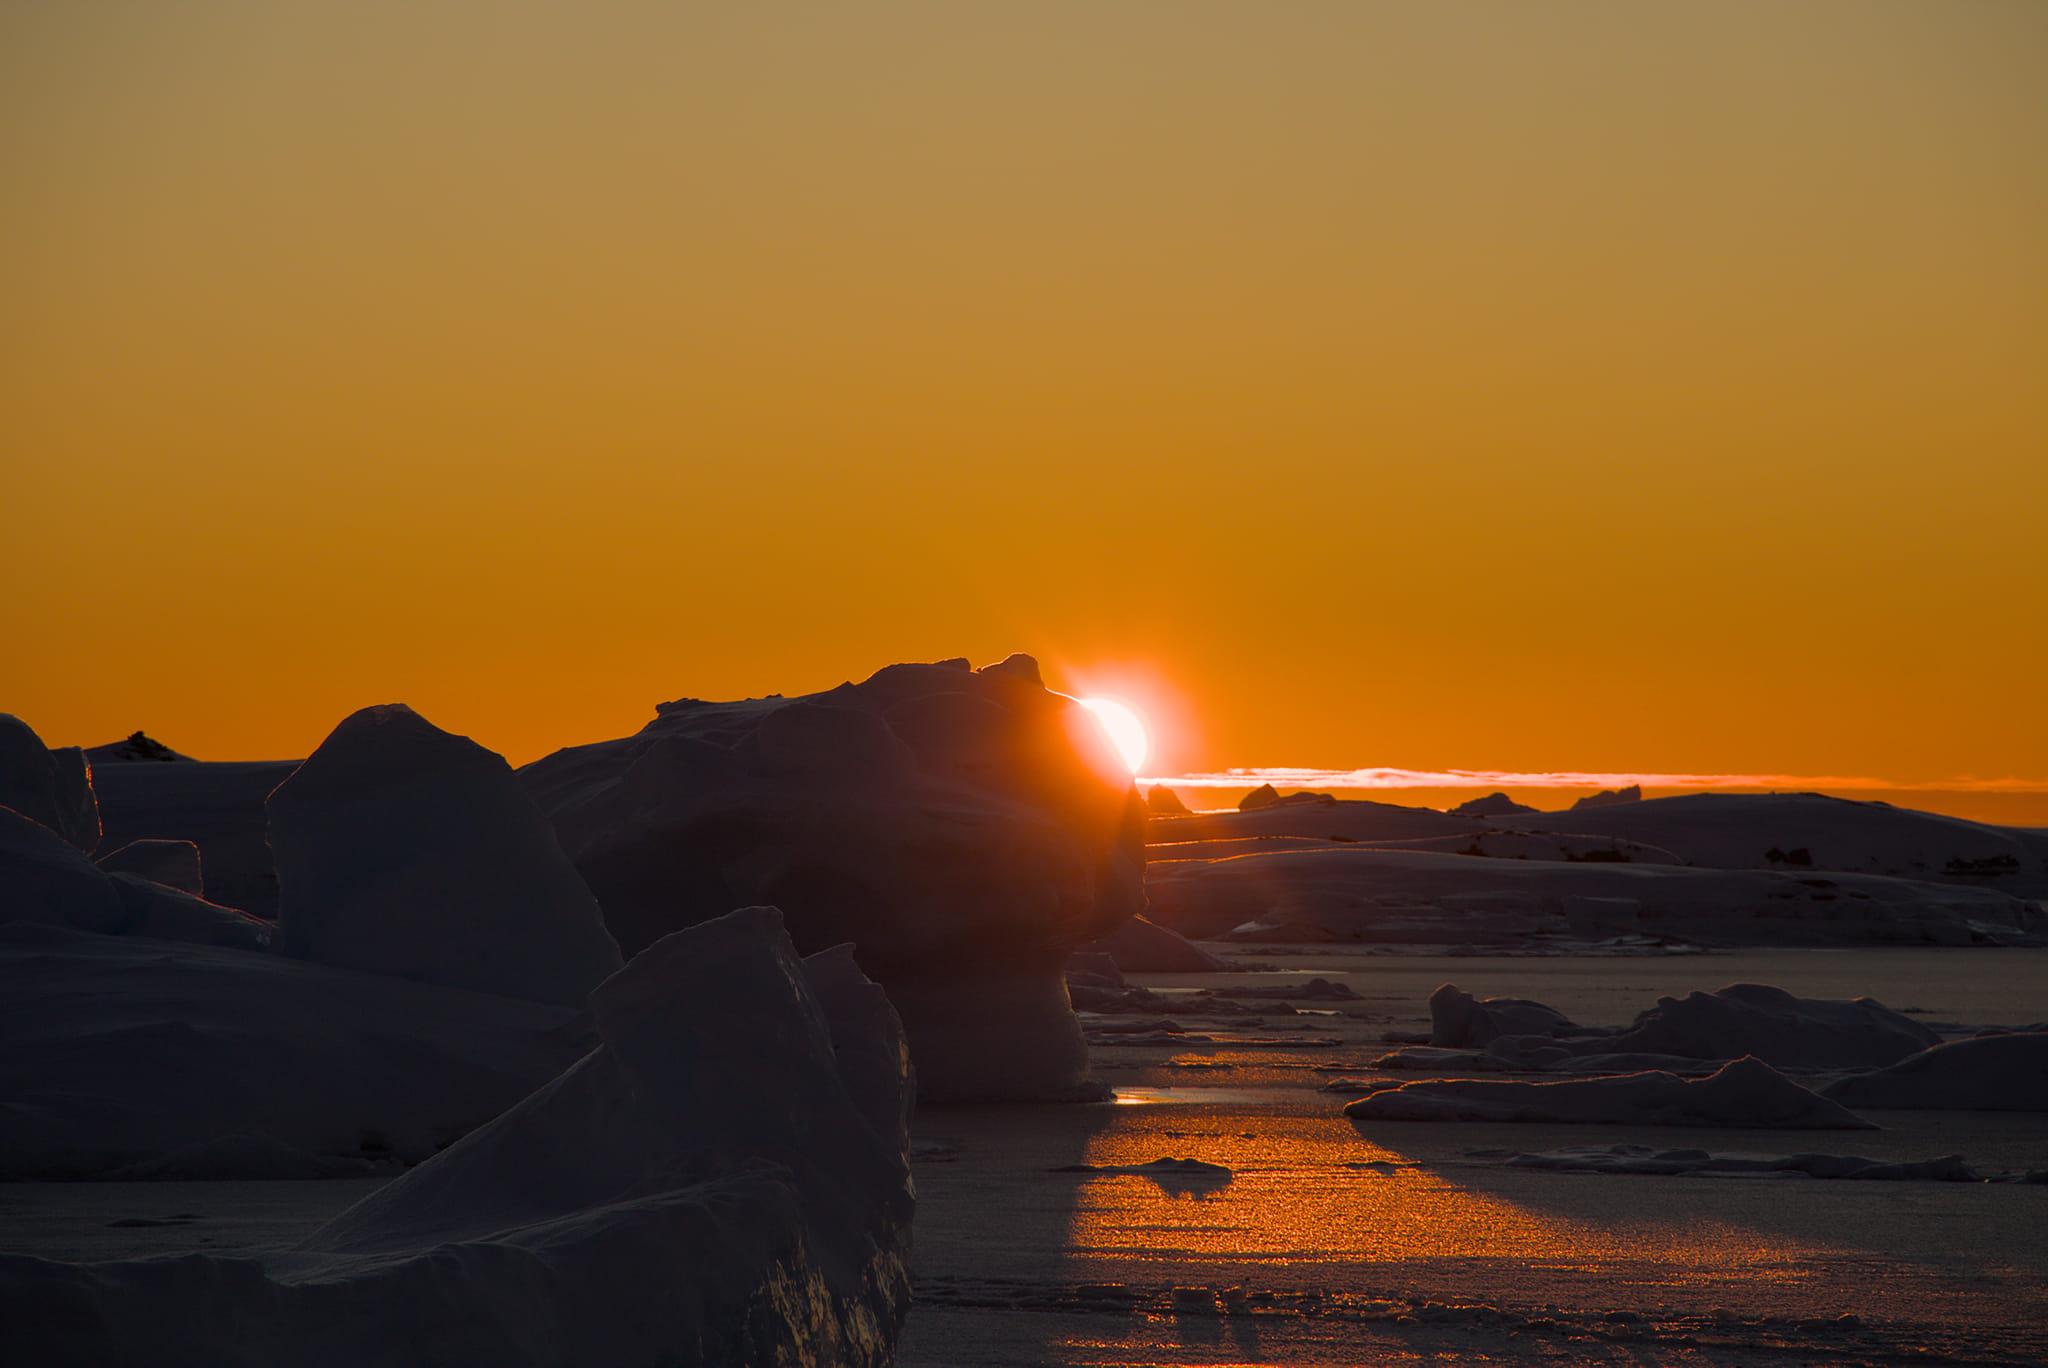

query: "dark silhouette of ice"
xmin=1823 ymin=1031 xmax=2048 ymax=1112
xmin=0 ymin=908 xmax=916 ymax=1367
xmin=0 ymin=923 xmax=591 ymax=1179
xmin=269 ymin=704 xmax=621 ymax=1008
xmin=0 ymin=714 xmax=99 ymax=852
xmin=520 ymin=655 xmax=1145 ymax=1099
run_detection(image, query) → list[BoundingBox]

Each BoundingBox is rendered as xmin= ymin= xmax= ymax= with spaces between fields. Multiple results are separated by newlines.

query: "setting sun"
xmin=1078 ymin=698 xmax=1150 ymax=775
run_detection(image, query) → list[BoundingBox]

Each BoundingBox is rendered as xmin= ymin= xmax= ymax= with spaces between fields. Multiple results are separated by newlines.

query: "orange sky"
xmin=4 ymin=2 xmax=2044 ymax=790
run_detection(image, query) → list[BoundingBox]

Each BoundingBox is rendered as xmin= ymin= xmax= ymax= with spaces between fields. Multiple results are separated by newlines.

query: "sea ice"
xmin=1596 ymin=982 xmax=1939 ymax=1070
xmin=1473 ymin=1143 xmax=1990 ymax=1181
xmin=1429 ymin=983 xmax=1590 ymax=1047
xmin=1083 ymin=913 xmax=1236 ymax=972
xmin=1510 ymin=792 xmax=2048 ymax=897
xmin=0 ymin=907 xmax=916 ymax=1367
xmin=1142 ymin=844 xmax=2044 ymax=946
xmin=92 ymin=758 xmax=302 ymax=917
xmin=1822 ymin=1031 xmax=2048 ymax=1112
xmin=93 ymin=838 xmax=202 ymax=895
xmin=0 ymin=923 xmax=593 ymax=1179
xmin=0 ymin=806 xmax=125 ymax=933
xmin=1341 ymin=1056 xmax=1876 ymax=1128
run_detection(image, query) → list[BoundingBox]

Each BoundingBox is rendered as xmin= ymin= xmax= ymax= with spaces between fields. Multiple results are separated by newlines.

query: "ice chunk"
xmin=268 ymin=704 xmax=621 ymax=1007
xmin=1822 ymin=1032 xmax=2048 ymax=1112
xmin=521 ymin=655 xmax=1146 ymax=1100
xmin=0 ymin=714 xmax=99 ymax=851
xmin=1430 ymin=983 xmax=1585 ymax=1047
xmin=1084 ymin=913 xmax=1236 ymax=972
xmin=1604 ymin=983 xmax=1939 ymax=1070
xmin=0 ymin=806 xmax=125 ymax=933
xmin=95 ymin=838 xmax=203 ymax=895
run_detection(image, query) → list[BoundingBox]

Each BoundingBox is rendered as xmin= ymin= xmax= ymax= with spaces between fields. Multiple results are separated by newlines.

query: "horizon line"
xmin=1136 ymin=767 xmax=2048 ymax=794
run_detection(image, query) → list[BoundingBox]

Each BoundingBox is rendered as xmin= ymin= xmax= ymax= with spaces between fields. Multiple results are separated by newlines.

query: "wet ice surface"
xmin=899 ymin=947 xmax=2048 ymax=1367
xmin=7 ymin=947 xmax=2046 ymax=1365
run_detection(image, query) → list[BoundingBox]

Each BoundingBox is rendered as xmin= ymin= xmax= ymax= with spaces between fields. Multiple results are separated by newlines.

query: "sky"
xmin=4 ymin=1 xmax=2044 ymax=799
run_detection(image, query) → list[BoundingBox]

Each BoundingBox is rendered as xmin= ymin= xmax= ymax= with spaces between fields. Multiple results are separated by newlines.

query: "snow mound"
xmin=1430 ymin=983 xmax=1589 ymax=1047
xmin=0 ymin=806 xmax=125 ymax=933
xmin=1821 ymin=1032 xmax=2048 ymax=1112
xmin=1341 ymin=1056 xmax=1876 ymax=1128
xmin=0 ymin=907 xmax=916 ymax=1367
xmin=1083 ymin=913 xmax=1237 ymax=972
xmin=106 ymin=873 xmax=270 ymax=949
xmin=1601 ymin=983 xmax=1939 ymax=1070
xmin=269 ymin=704 xmax=621 ymax=1007
xmin=520 ymin=655 xmax=1145 ymax=1101
xmin=0 ymin=923 xmax=592 ymax=1178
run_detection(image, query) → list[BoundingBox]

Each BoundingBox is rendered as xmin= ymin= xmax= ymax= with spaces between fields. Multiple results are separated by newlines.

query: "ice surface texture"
xmin=0 ymin=907 xmax=916 ymax=1368
xmin=0 ymin=923 xmax=593 ymax=1178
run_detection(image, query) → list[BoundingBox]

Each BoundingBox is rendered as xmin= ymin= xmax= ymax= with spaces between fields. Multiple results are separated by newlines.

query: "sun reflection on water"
xmin=1056 ymin=1113 xmax=1830 ymax=1284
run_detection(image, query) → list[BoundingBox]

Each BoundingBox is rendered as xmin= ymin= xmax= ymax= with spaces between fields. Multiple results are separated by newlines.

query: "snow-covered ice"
xmin=0 ymin=907 xmax=916 ymax=1367
xmin=268 ymin=704 xmax=621 ymax=1007
xmin=0 ymin=923 xmax=593 ymax=1178
xmin=0 ymin=714 xmax=99 ymax=852
xmin=1143 ymin=845 xmax=2044 ymax=946
xmin=1823 ymin=1031 xmax=2048 ymax=1112
xmin=520 ymin=655 xmax=1145 ymax=1099
xmin=1082 ymin=913 xmax=1236 ymax=972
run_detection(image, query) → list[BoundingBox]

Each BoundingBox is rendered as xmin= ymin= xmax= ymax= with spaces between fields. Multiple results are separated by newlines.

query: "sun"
xmin=1077 ymin=697 xmax=1150 ymax=775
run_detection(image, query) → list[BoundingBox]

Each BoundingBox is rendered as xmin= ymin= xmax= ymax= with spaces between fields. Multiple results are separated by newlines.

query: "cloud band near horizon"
xmin=1138 ymin=768 xmax=2048 ymax=794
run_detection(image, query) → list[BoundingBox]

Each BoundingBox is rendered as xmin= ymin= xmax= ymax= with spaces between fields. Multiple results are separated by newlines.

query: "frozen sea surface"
xmin=7 ymin=948 xmax=2045 ymax=1366
xmin=898 ymin=947 xmax=2048 ymax=1366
